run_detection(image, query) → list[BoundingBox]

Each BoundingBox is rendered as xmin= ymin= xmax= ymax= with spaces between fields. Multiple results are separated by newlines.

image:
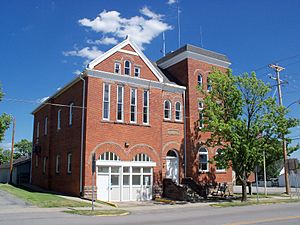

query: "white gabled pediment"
xmin=87 ymin=36 xmax=164 ymax=82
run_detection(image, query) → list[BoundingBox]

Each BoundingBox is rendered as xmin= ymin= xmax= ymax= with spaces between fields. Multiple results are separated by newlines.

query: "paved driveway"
xmin=0 ymin=189 xmax=29 ymax=209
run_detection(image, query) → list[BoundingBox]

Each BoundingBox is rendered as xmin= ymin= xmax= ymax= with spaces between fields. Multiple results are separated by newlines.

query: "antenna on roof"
xmin=200 ymin=25 xmax=203 ymax=48
xmin=161 ymin=32 xmax=166 ymax=56
xmin=177 ymin=0 xmax=181 ymax=48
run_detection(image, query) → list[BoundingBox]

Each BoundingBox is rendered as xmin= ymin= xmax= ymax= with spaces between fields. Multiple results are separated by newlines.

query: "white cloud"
xmin=167 ymin=0 xmax=177 ymax=5
xmin=78 ymin=7 xmax=172 ymax=50
xmin=73 ymin=70 xmax=81 ymax=75
xmin=63 ymin=46 xmax=103 ymax=60
xmin=37 ymin=96 xmax=50 ymax=103
xmin=87 ymin=37 xmax=118 ymax=45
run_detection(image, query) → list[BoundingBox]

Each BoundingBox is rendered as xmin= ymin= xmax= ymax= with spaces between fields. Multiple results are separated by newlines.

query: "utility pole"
xmin=9 ymin=117 xmax=16 ymax=184
xmin=269 ymin=63 xmax=290 ymax=195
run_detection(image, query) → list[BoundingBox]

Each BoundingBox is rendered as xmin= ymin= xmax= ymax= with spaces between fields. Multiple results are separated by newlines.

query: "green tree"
xmin=14 ymin=139 xmax=32 ymax=158
xmin=201 ymin=70 xmax=299 ymax=201
xmin=0 ymin=147 xmax=11 ymax=164
xmin=0 ymin=82 xmax=12 ymax=149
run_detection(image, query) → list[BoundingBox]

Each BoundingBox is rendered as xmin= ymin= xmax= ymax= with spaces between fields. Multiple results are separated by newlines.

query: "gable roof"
xmin=87 ymin=36 xmax=164 ymax=82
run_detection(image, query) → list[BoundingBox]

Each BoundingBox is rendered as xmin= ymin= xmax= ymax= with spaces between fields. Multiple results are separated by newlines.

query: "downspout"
xmin=183 ymin=90 xmax=187 ymax=178
xmin=79 ymin=73 xmax=86 ymax=195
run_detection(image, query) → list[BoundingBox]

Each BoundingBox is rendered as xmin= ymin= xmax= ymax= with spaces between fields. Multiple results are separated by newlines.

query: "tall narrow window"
xmin=43 ymin=157 xmax=47 ymax=174
xmin=134 ymin=66 xmax=140 ymax=77
xmin=199 ymin=147 xmax=208 ymax=172
xmin=164 ymin=100 xmax=171 ymax=120
xmin=69 ymin=103 xmax=74 ymax=126
xmin=175 ymin=102 xmax=182 ymax=121
xmin=130 ymin=88 xmax=137 ymax=123
xmin=207 ymin=77 xmax=212 ymax=92
xmin=198 ymin=74 xmax=203 ymax=86
xmin=198 ymin=101 xmax=204 ymax=129
xmin=44 ymin=117 xmax=48 ymax=135
xmin=56 ymin=155 xmax=60 ymax=173
xmin=36 ymin=121 xmax=40 ymax=139
xmin=57 ymin=109 xmax=61 ymax=130
xmin=216 ymin=149 xmax=226 ymax=172
xmin=114 ymin=62 xmax=121 ymax=74
xmin=124 ymin=60 xmax=131 ymax=75
xmin=117 ymin=86 xmax=124 ymax=122
xmin=143 ymin=90 xmax=149 ymax=124
xmin=103 ymin=83 xmax=110 ymax=120
xmin=67 ymin=153 xmax=72 ymax=174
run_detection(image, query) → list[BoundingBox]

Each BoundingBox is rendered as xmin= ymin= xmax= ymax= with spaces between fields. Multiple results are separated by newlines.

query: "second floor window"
xmin=117 ymin=86 xmax=124 ymax=121
xmin=175 ymin=102 xmax=182 ymax=121
xmin=130 ymin=88 xmax=137 ymax=123
xmin=124 ymin=60 xmax=131 ymax=75
xmin=36 ymin=121 xmax=40 ymax=139
xmin=69 ymin=103 xmax=74 ymax=126
xmin=198 ymin=74 xmax=203 ymax=86
xmin=44 ymin=117 xmax=48 ymax=135
xmin=198 ymin=101 xmax=204 ymax=129
xmin=103 ymin=83 xmax=110 ymax=120
xmin=207 ymin=77 xmax=212 ymax=92
xmin=57 ymin=109 xmax=61 ymax=130
xmin=143 ymin=90 xmax=149 ymax=124
xmin=134 ymin=66 xmax=140 ymax=77
xmin=164 ymin=100 xmax=171 ymax=120
xmin=114 ymin=62 xmax=121 ymax=74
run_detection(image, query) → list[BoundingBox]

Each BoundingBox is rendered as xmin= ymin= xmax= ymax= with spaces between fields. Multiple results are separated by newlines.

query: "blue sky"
xmin=0 ymin=0 xmax=300 ymax=159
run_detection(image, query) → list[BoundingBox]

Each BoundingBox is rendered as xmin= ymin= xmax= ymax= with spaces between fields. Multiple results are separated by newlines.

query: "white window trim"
xmin=102 ymin=83 xmax=111 ymax=121
xmin=57 ymin=109 xmax=61 ymax=130
xmin=69 ymin=103 xmax=74 ymax=126
xmin=116 ymin=85 xmax=124 ymax=122
xmin=44 ymin=117 xmax=48 ymax=135
xmin=216 ymin=149 xmax=226 ymax=172
xmin=143 ymin=90 xmax=149 ymax=125
xmin=56 ymin=155 xmax=60 ymax=173
xmin=198 ymin=101 xmax=204 ymax=129
xmin=164 ymin=100 xmax=172 ymax=120
xmin=130 ymin=88 xmax=137 ymax=123
xmin=175 ymin=102 xmax=182 ymax=122
xmin=124 ymin=60 xmax=131 ymax=76
xmin=134 ymin=66 xmax=140 ymax=77
xmin=114 ymin=62 xmax=121 ymax=74
xmin=67 ymin=153 xmax=72 ymax=174
xmin=199 ymin=147 xmax=209 ymax=172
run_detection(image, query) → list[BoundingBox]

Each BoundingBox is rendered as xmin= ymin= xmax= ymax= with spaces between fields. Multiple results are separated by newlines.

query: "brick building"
xmin=31 ymin=37 xmax=232 ymax=201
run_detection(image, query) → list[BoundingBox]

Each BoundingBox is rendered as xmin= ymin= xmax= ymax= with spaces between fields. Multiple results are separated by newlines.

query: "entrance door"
xmin=97 ymin=174 xmax=109 ymax=201
xmin=166 ymin=150 xmax=179 ymax=183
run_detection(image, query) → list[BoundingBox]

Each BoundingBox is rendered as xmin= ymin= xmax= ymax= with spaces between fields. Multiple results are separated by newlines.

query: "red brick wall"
xmin=93 ymin=49 xmax=159 ymax=82
xmin=32 ymin=79 xmax=84 ymax=196
xmin=84 ymin=76 xmax=184 ymax=190
xmin=163 ymin=58 xmax=232 ymax=184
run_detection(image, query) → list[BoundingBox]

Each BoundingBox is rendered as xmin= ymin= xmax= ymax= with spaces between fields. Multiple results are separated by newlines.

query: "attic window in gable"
xmin=124 ymin=60 xmax=131 ymax=75
xmin=114 ymin=62 xmax=121 ymax=74
xmin=134 ymin=66 xmax=140 ymax=77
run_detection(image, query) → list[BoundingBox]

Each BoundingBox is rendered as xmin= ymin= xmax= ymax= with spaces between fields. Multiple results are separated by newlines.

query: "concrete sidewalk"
xmin=233 ymin=185 xmax=299 ymax=195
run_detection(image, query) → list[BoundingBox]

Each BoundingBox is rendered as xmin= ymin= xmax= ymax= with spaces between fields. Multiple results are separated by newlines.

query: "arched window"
xmin=69 ymin=102 xmax=74 ymax=126
xmin=133 ymin=153 xmax=152 ymax=162
xmin=164 ymin=100 xmax=171 ymax=120
xmin=124 ymin=60 xmax=131 ymax=75
xmin=100 ymin=152 xmax=120 ymax=161
xmin=198 ymin=74 xmax=203 ymax=86
xmin=207 ymin=77 xmax=212 ymax=92
xmin=216 ymin=148 xmax=225 ymax=172
xmin=199 ymin=147 xmax=208 ymax=172
xmin=175 ymin=102 xmax=182 ymax=121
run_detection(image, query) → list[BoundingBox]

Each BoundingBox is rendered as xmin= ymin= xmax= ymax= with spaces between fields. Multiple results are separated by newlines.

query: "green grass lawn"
xmin=64 ymin=209 xmax=129 ymax=216
xmin=0 ymin=184 xmax=91 ymax=208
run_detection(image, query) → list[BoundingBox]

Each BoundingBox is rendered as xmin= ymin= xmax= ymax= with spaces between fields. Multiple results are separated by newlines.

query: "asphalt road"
xmin=1 ymin=190 xmax=300 ymax=225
